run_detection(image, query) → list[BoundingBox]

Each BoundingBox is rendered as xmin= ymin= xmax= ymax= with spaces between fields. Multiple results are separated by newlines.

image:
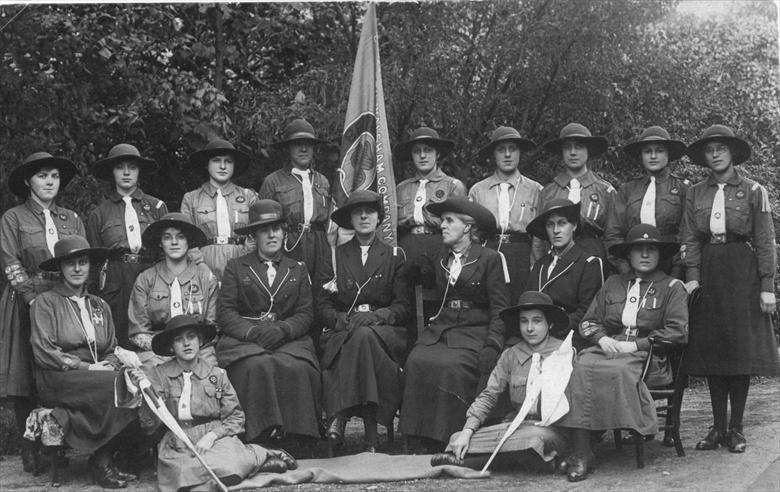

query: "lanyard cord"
xmin=247 ymin=265 xmax=290 ymax=319
xmin=66 ymin=299 xmax=99 ymax=364
xmin=345 ymin=276 xmax=373 ymax=314
xmin=496 ymin=176 xmax=523 ymax=252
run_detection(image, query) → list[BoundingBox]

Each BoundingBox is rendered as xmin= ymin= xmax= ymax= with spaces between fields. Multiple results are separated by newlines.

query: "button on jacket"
xmin=258 ymin=166 xmax=332 ymax=227
xmin=396 ymin=168 xmax=466 ymax=230
xmin=181 ymin=181 xmax=258 ymax=240
xmin=86 ymin=188 xmax=168 ymax=250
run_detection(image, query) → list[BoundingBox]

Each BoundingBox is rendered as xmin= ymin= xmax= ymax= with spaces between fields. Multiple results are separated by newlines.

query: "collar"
xmin=202 ymin=181 xmax=238 ymax=197
xmin=155 ymin=260 xmax=199 ymax=285
xmin=644 ymin=168 xmax=670 ymax=184
xmin=619 ymin=269 xmax=666 ymax=283
xmin=160 ymin=357 xmax=211 ymax=379
xmin=51 ymin=282 xmax=87 ymax=297
xmin=485 ymin=170 xmax=522 ymax=189
xmin=25 ymin=197 xmax=61 ymax=216
xmin=510 ymin=335 xmax=563 ymax=364
xmin=550 ymin=241 xmax=576 ymax=259
xmin=413 ymin=167 xmax=447 ymax=183
xmin=706 ymin=170 xmax=741 ymax=187
xmin=257 ymin=251 xmax=283 ymax=266
xmin=110 ymin=188 xmax=145 ymax=203
xmin=553 ymin=169 xmax=596 ymax=188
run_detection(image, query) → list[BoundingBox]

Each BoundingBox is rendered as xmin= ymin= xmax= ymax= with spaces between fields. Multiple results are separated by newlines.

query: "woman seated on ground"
xmin=120 ymin=315 xmax=297 ymax=491
xmin=400 ymin=197 xmax=510 ymax=451
xmin=432 ymin=291 xmax=570 ymax=471
xmin=128 ymin=213 xmax=218 ymax=368
xmin=555 ymin=224 xmax=688 ymax=482
xmin=30 ymin=236 xmax=138 ymax=488
xmin=319 ymin=190 xmax=411 ymax=452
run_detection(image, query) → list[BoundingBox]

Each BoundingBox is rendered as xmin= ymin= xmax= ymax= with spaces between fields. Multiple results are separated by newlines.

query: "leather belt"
xmin=352 ymin=304 xmax=375 ymax=313
xmin=709 ymin=233 xmax=749 ymax=245
xmin=494 ymin=232 xmax=530 ymax=244
xmin=445 ymin=299 xmax=473 ymax=309
xmin=291 ymin=222 xmax=326 ymax=232
xmin=210 ymin=236 xmax=245 ymax=245
xmin=178 ymin=417 xmax=212 ymax=428
xmin=33 ymin=271 xmax=61 ymax=281
xmin=410 ymin=225 xmax=440 ymax=235
xmin=242 ymin=313 xmax=277 ymax=321
xmin=117 ymin=253 xmax=150 ymax=264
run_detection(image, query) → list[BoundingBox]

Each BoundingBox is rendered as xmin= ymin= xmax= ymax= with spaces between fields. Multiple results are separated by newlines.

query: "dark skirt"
xmin=36 ymin=369 xmax=137 ymax=452
xmin=93 ymin=259 xmax=151 ymax=349
xmin=226 ymin=340 xmax=322 ymax=441
xmin=556 ymin=347 xmax=657 ymax=435
xmin=685 ymin=242 xmax=780 ymax=376
xmin=400 ymin=342 xmax=479 ymax=443
xmin=0 ymin=286 xmax=32 ymax=397
xmin=484 ymin=240 xmax=529 ymax=304
xmin=321 ymin=324 xmax=406 ymax=426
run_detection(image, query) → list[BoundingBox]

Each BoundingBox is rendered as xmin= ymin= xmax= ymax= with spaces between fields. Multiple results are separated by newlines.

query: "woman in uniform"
xmin=681 ymin=124 xmax=778 ymax=453
xmin=605 ymin=126 xmax=689 ymax=277
xmin=400 ymin=197 xmax=509 ymax=450
xmin=319 ymin=190 xmax=411 ymax=452
xmin=86 ymin=143 xmax=168 ymax=349
xmin=0 ymin=151 xmax=84 ymax=472
xmin=181 ymin=139 xmax=258 ymax=280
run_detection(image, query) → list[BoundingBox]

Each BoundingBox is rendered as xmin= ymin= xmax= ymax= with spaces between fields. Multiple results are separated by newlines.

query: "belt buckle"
xmin=259 ymin=312 xmax=277 ymax=321
xmin=449 ymin=300 xmax=462 ymax=309
xmin=355 ymin=304 xmax=371 ymax=312
xmin=215 ymin=236 xmax=229 ymax=245
xmin=411 ymin=225 xmax=425 ymax=235
xmin=496 ymin=233 xmax=509 ymax=243
xmin=124 ymin=254 xmax=139 ymax=264
xmin=710 ymin=234 xmax=726 ymax=244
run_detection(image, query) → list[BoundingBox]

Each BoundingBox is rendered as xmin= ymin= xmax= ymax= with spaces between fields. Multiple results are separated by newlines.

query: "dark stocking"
xmin=706 ymin=376 xmax=729 ymax=431
xmin=14 ymin=396 xmax=35 ymax=434
xmin=727 ymin=375 xmax=750 ymax=432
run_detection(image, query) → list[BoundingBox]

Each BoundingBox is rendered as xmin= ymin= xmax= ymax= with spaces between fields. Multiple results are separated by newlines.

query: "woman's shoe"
xmin=566 ymin=453 xmax=594 ymax=482
xmin=555 ymin=456 xmax=570 ymax=475
xmin=725 ymin=429 xmax=747 ymax=453
xmin=89 ymin=456 xmax=127 ymax=489
xmin=326 ymin=416 xmax=347 ymax=446
xmin=695 ymin=427 xmax=724 ymax=450
xmin=269 ymin=448 xmax=298 ymax=470
xmin=111 ymin=465 xmax=138 ymax=482
xmin=430 ymin=452 xmax=464 ymax=467
xmin=258 ymin=456 xmax=287 ymax=474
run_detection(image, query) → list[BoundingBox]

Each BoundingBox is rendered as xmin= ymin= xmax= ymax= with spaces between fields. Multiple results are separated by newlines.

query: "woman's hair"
xmin=452 ymin=213 xmax=486 ymax=243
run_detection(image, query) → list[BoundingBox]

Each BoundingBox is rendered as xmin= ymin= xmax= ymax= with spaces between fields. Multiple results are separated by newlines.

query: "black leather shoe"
xmin=622 ymin=433 xmax=654 ymax=444
xmin=89 ymin=456 xmax=127 ymax=489
xmin=556 ymin=456 xmax=570 ymax=475
xmin=258 ymin=456 xmax=287 ymax=474
xmin=661 ymin=433 xmax=675 ymax=447
xmin=430 ymin=452 xmax=464 ymax=467
xmin=20 ymin=441 xmax=38 ymax=473
xmin=269 ymin=448 xmax=298 ymax=470
xmin=725 ymin=429 xmax=746 ymax=453
xmin=566 ymin=455 xmax=594 ymax=482
xmin=695 ymin=427 xmax=724 ymax=450
xmin=111 ymin=466 xmax=138 ymax=482
xmin=326 ymin=416 xmax=347 ymax=445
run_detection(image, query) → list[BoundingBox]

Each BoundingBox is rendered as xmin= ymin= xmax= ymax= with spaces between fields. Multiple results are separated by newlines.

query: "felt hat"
xmin=622 ymin=126 xmax=686 ymax=162
xmin=526 ymin=198 xmax=581 ymax=242
xmin=608 ymin=223 xmax=680 ymax=261
xmin=425 ymin=197 xmax=496 ymax=233
xmin=394 ymin=126 xmax=455 ymax=160
xmin=330 ymin=190 xmax=384 ymax=229
xmin=8 ymin=152 xmax=78 ymax=198
xmin=91 ymin=143 xmax=158 ymax=180
xmin=500 ymin=290 xmax=569 ymax=339
xmin=233 ymin=199 xmax=287 ymax=235
xmin=39 ymin=235 xmax=109 ymax=272
xmin=141 ymin=213 xmax=208 ymax=250
xmin=188 ymin=139 xmax=251 ymax=174
xmin=478 ymin=126 xmax=536 ymax=159
xmin=543 ymin=122 xmax=609 ymax=158
xmin=685 ymin=124 xmax=751 ymax=166
xmin=151 ymin=314 xmax=217 ymax=357
xmin=274 ymin=119 xmax=326 ymax=147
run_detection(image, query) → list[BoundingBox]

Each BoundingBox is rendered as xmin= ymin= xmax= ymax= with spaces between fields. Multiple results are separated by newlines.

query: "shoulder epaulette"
xmin=669 ymin=278 xmax=683 ymax=288
xmin=155 ymin=200 xmax=164 ymax=209
xmin=586 ymin=256 xmax=605 ymax=284
xmin=393 ymin=246 xmax=407 ymax=261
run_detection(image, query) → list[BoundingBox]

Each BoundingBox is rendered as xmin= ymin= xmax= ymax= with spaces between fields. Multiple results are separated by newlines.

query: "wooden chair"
xmin=614 ymin=338 xmax=688 ymax=468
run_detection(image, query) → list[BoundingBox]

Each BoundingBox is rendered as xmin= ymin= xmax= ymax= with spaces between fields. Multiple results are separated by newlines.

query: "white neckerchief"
xmin=265 ymin=260 xmax=277 ymax=286
xmin=122 ymin=196 xmax=143 ymax=253
xmin=291 ymin=168 xmax=314 ymax=224
xmin=640 ymin=176 xmax=656 ymax=226
xmin=69 ymin=296 xmax=97 ymax=343
xmin=170 ymin=277 xmax=184 ymax=317
xmin=360 ymin=245 xmax=370 ymax=266
xmin=216 ymin=188 xmax=231 ymax=238
xmin=413 ymin=178 xmax=429 ymax=225
xmin=178 ymin=371 xmax=193 ymax=421
xmin=43 ymin=209 xmax=58 ymax=256
xmin=568 ymin=178 xmax=581 ymax=204
xmin=710 ymin=183 xmax=726 ymax=235
xmin=546 ymin=255 xmax=559 ymax=281
xmin=448 ymin=252 xmax=463 ymax=286
xmin=498 ymin=182 xmax=511 ymax=230
xmin=621 ymin=278 xmax=643 ymax=337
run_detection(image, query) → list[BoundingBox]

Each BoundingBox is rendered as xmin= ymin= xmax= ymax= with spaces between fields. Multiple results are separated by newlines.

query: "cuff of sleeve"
xmin=760 ymin=277 xmax=774 ymax=292
xmin=463 ymin=416 xmax=482 ymax=433
xmin=243 ymin=326 xmax=256 ymax=342
xmin=277 ymin=321 xmax=293 ymax=340
xmin=374 ymin=308 xmax=394 ymax=325
xmin=636 ymin=338 xmax=650 ymax=352
xmin=207 ymin=423 xmax=228 ymax=440
xmin=486 ymin=338 xmax=502 ymax=351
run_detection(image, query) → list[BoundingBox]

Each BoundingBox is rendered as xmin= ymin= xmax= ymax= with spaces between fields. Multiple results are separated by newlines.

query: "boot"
xmin=89 ymin=447 xmax=127 ymax=489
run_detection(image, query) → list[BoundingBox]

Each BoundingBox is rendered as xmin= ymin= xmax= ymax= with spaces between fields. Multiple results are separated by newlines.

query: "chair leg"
xmin=49 ymin=447 xmax=63 ymax=487
xmin=635 ymin=432 xmax=644 ymax=468
xmin=613 ymin=430 xmax=622 ymax=450
xmin=402 ymin=434 xmax=409 ymax=454
xmin=326 ymin=439 xmax=334 ymax=458
xmin=386 ymin=423 xmax=394 ymax=446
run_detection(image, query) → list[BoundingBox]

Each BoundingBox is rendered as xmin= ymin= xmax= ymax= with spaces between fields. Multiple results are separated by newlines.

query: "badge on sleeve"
xmin=590 ymin=193 xmax=599 ymax=202
xmin=236 ymin=196 xmax=246 ymax=203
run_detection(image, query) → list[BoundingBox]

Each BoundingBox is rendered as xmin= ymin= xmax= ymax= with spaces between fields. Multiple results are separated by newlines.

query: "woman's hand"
xmin=684 ymin=280 xmax=700 ymax=294
xmin=195 ymin=431 xmax=218 ymax=454
xmin=347 ymin=312 xmax=379 ymax=331
xmin=127 ymin=368 xmax=146 ymax=385
xmin=615 ymin=341 xmax=638 ymax=353
xmin=759 ymin=292 xmax=776 ymax=314
xmin=451 ymin=429 xmax=473 ymax=460
xmin=88 ymin=361 xmax=114 ymax=371
xmin=598 ymin=337 xmax=621 ymax=353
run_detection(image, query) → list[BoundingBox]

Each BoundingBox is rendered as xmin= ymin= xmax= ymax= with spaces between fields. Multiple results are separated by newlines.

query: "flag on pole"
xmin=334 ymin=3 xmax=397 ymax=246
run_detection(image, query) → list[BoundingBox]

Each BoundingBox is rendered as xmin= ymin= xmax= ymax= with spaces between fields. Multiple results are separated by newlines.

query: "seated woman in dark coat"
xmin=30 ymin=236 xmax=137 ymax=488
xmin=216 ymin=199 xmax=321 ymax=446
xmin=400 ymin=197 xmax=510 ymax=450
xmin=556 ymin=224 xmax=688 ymax=482
xmin=319 ymin=190 xmax=411 ymax=452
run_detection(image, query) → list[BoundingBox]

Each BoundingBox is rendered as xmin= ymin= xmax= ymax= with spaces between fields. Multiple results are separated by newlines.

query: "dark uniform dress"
xmin=396 ymin=168 xmax=466 ymax=267
xmin=216 ymin=252 xmax=321 ymax=441
xmin=525 ymin=242 xmax=604 ymax=350
xmin=604 ymin=170 xmax=689 ymax=277
xmin=400 ymin=243 xmax=510 ymax=443
xmin=557 ymin=271 xmax=688 ymax=435
xmin=30 ymin=284 xmax=136 ymax=452
xmin=0 ymin=198 xmax=85 ymax=399
xmin=86 ymin=188 xmax=168 ymax=348
xmin=680 ymin=173 xmax=779 ymax=376
xmin=319 ymin=236 xmax=410 ymax=427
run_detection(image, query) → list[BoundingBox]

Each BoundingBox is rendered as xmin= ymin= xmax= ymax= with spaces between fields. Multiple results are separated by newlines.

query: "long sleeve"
xmin=85 ymin=208 xmax=104 ymax=247
xmin=750 ymin=183 xmax=777 ymax=292
xmin=30 ymin=294 xmax=88 ymax=371
xmin=635 ymin=279 xmax=689 ymax=352
xmin=202 ymin=268 xmax=219 ymax=326
xmin=205 ymin=372 xmax=245 ymax=439
xmin=128 ymin=271 xmax=154 ymax=338
xmin=374 ymin=253 xmax=411 ymax=326
xmin=569 ymin=257 xmax=604 ymax=334
xmin=464 ymin=350 xmax=512 ymax=431
xmin=680 ymin=187 xmax=701 ymax=283
xmin=578 ymin=287 xmax=608 ymax=344
xmin=276 ymin=264 xmax=314 ymax=340
xmin=0 ymin=211 xmax=35 ymax=303
xmin=216 ymin=259 xmax=259 ymax=341
xmin=604 ymin=185 xmax=630 ymax=273
xmin=485 ymin=253 xmax=510 ymax=349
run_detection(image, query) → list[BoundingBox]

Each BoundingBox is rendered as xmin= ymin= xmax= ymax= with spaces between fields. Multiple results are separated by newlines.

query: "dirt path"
xmin=1 ymin=379 xmax=778 ymax=491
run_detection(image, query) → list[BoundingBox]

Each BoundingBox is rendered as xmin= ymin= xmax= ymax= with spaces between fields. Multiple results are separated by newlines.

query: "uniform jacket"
xmin=86 ymin=188 xmax=168 ymax=250
xmin=258 ymin=166 xmax=332 ymax=227
xmin=396 ymin=168 xmax=466 ymax=230
xmin=181 ymin=181 xmax=258 ymax=240
xmin=541 ymin=170 xmax=616 ymax=235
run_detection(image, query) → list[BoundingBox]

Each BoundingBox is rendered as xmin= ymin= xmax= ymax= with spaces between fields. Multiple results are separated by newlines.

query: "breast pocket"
xmin=100 ymin=218 xmax=126 ymax=245
xmin=725 ymin=198 xmax=751 ymax=235
xmin=149 ymin=290 xmax=170 ymax=318
xmin=659 ymin=195 xmax=683 ymax=229
xmin=605 ymin=292 xmax=627 ymax=320
xmin=276 ymin=184 xmax=301 ymax=214
xmin=18 ymin=224 xmax=45 ymax=250
xmin=313 ymin=182 xmax=331 ymax=208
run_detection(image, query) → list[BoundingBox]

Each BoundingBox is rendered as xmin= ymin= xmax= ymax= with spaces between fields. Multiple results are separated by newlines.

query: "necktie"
xmin=43 ymin=209 xmax=58 ymax=256
xmin=178 ymin=371 xmax=193 ymax=421
xmin=412 ymin=179 xmax=429 ymax=225
xmin=449 ymin=252 xmax=462 ymax=286
xmin=216 ymin=188 xmax=231 ymax=238
xmin=122 ymin=196 xmax=143 ymax=253
xmin=265 ymin=260 xmax=277 ymax=285
xmin=360 ymin=245 xmax=370 ymax=266
xmin=70 ymin=296 xmax=96 ymax=343
xmin=568 ymin=178 xmax=581 ymax=204
xmin=621 ymin=278 xmax=642 ymax=336
xmin=498 ymin=182 xmax=511 ymax=230
xmin=709 ymin=183 xmax=726 ymax=235
xmin=291 ymin=168 xmax=314 ymax=224
xmin=170 ymin=277 xmax=184 ymax=317
xmin=640 ymin=176 xmax=656 ymax=226
xmin=546 ymin=255 xmax=558 ymax=281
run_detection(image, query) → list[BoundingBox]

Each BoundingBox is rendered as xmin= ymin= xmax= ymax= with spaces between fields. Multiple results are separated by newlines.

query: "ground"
xmin=1 ymin=379 xmax=778 ymax=491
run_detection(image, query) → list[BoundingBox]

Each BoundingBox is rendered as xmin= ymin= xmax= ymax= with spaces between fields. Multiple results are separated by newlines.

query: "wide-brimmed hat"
xmin=622 ymin=126 xmax=686 ymax=162
xmin=8 ymin=152 xmax=78 ymax=198
xmin=478 ymin=126 xmax=536 ymax=160
xmin=142 ymin=213 xmax=208 ymax=250
xmin=91 ymin=143 xmax=159 ymax=180
xmin=188 ymin=139 xmax=251 ymax=175
xmin=394 ymin=126 xmax=455 ymax=161
xmin=500 ymin=291 xmax=569 ymax=339
xmin=274 ymin=119 xmax=327 ymax=148
xmin=234 ymin=199 xmax=287 ymax=235
xmin=608 ymin=223 xmax=679 ymax=261
xmin=543 ymin=123 xmax=609 ymax=158
xmin=151 ymin=314 xmax=217 ymax=357
xmin=526 ymin=198 xmax=581 ymax=242
xmin=685 ymin=124 xmax=751 ymax=167
xmin=330 ymin=190 xmax=385 ymax=229
xmin=425 ymin=197 xmax=496 ymax=233
xmin=39 ymin=235 xmax=110 ymax=272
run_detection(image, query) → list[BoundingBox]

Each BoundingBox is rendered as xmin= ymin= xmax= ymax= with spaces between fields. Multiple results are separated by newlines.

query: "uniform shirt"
xmin=181 ymin=182 xmax=258 ymax=240
xmin=680 ymin=171 xmax=777 ymax=292
xmin=541 ymin=170 xmax=616 ymax=234
xmin=0 ymin=198 xmax=85 ymax=304
xmin=86 ymin=188 xmax=168 ymax=250
xmin=30 ymin=283 xmax=118 ymax=371
xmin=579 ymin=270 xmax=688 ymax=352
xmin=396 ymin=168 xmax=466 ymax=229
xmin=258 ymin=166 xmax=332 ymax=226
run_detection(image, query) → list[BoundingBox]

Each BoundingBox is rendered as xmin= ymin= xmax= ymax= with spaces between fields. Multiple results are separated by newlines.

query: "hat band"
xmin=257 ymin=213 xmax=282 ymax=221
xmin=285 ymin=132 xmax=317 ymax=141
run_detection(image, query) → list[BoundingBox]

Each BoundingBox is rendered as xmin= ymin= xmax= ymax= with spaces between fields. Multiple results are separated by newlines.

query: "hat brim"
xmin=151 ymin=322 xmax=217 ymax=357
xmin=526 ymin=202 xmax=581 ymax=241
xmin=478 ymin=137 xmax=537 ymax=160
xmin=188 ymin=147 xmax=251 ymax=175
xmin=91 ymin=155 xmax=159 ymax=180
xmin=39 ymin=247 xmax=110 ymax=272
xmin=500 ymin=303 xmax=570 ymax=340
xmin=608 ymin=240 xmax=680 ymax=261
xmin=623 ymin=139 xmax=686 ymax=162
xmin=425 ymin=200 xmax=496 ymax=233
xmin=9 ymin=158 xmax=78 ymax=198
xmin=234 ymin=216 xmax=287 ymax=236
xmin=142 ymin=219 xmax=208 ymax=250
xmin=331 ymin=199 xmax=384 ymax=229
xmin=273 ymin=134 xmax=327 ymax=149
xmin=395 ymin=137 xmax=455 ymax=161
xmin=543 ymin=136 xmax=609 ymax=158
xmin=685 ymin=136 xmax=751 ymax=167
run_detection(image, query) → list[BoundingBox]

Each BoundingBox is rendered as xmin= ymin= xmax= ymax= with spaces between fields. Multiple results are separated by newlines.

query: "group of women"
xmin=0 ymin=118 xmax=776 ymax=488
